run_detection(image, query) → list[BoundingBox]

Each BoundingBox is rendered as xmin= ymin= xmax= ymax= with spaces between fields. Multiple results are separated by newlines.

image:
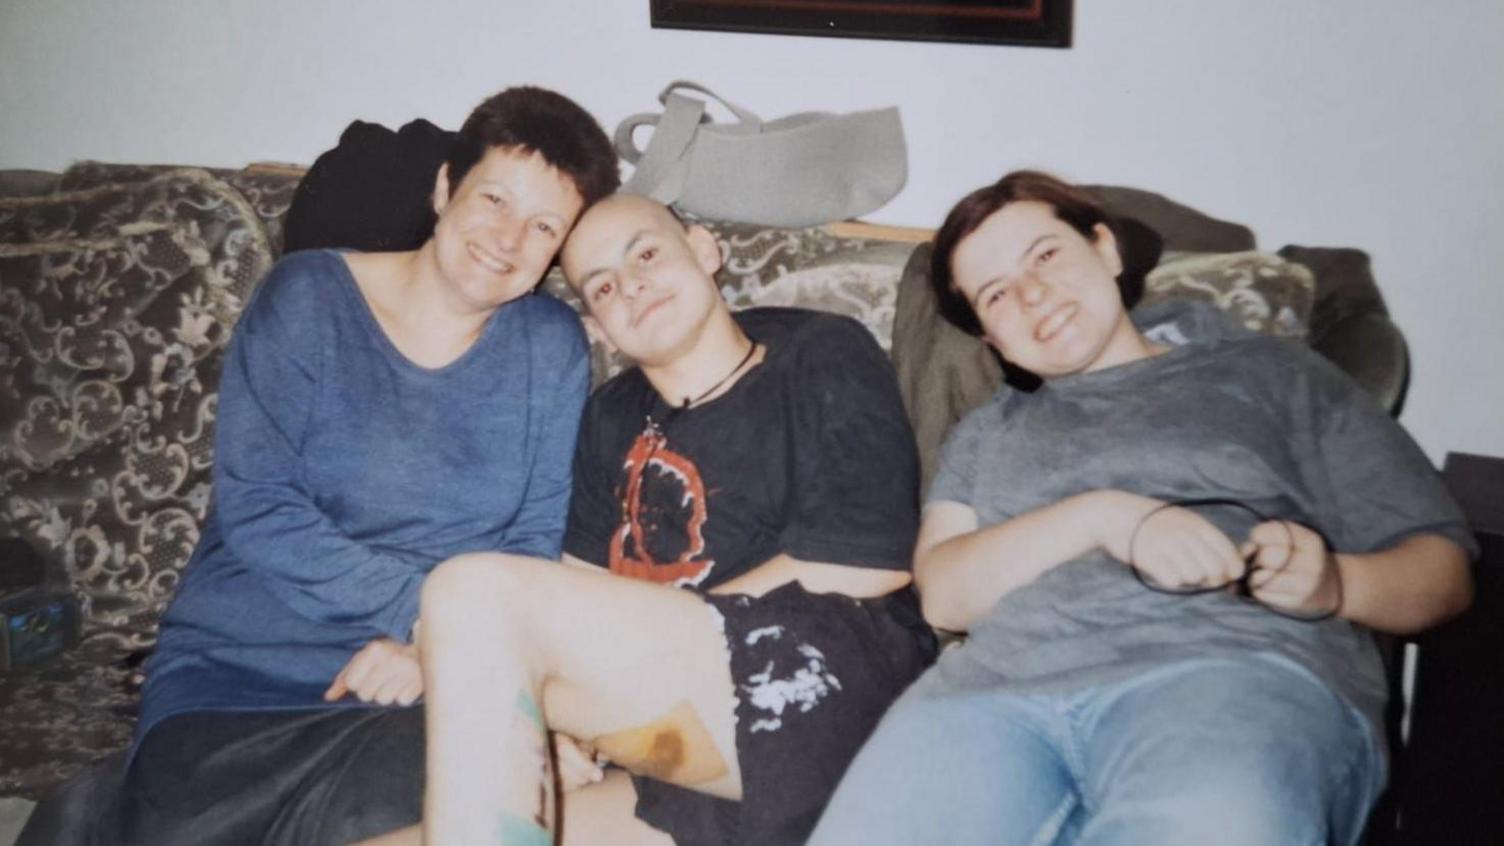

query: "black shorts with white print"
xmin=630 ymin=581 xmax=937 ymax=845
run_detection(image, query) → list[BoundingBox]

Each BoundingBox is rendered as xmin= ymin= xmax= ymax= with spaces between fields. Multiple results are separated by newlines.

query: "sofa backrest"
xmin=1 ymin=168 xmax=283 ymax=646
xmin=0 ymin=161 xmax=1402 ymax=646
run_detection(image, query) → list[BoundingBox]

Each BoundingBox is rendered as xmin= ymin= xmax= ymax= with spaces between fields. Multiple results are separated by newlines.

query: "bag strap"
xmin=617 ymin=92 xmax=705 ymax=203
xmin=655 ymin=80 xmax=763 ymax=127
xmin=615 ymin=80 xmax=766 ymax=204
xmin=614 ymin=79 xmax=766 ymax=164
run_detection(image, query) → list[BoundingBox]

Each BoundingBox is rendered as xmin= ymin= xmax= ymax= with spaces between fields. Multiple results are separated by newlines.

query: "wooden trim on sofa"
xmin=824 ymin=221 xmax=934 ymax=243
xmin=245 ymin=162 xmax=309 ymax=177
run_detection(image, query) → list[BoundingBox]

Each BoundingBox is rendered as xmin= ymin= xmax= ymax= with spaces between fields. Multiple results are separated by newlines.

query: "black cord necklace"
xmin=676 ymin=338 xmax=759 ymax=411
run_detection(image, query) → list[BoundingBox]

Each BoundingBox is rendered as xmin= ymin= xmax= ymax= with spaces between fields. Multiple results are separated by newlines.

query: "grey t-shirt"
xmin=927 ymin=301 xmax=1475 ymax=734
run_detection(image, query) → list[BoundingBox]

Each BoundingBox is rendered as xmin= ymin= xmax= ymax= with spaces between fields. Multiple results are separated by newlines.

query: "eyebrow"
xmin=1018 ymin=233 xmax=1054 ymax=263
xmin=472 ymin=178 xmax=514 ymax=200
xmin=473 ymin=178 xmax=570 ymax=223
xmin=575 ymin=227 xmax=653 ymax=289
xmin=969 ymin=278 xmax=1003 ymax=306
xmin=968 ymin=234 xmax=1058 ymax=304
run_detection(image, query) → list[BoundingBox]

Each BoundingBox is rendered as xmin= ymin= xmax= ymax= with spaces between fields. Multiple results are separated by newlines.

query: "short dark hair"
xmin=445 ymin=86 xmax=619 ymax=209
xmin=930 ymin=169 xmax=1148 ymax=337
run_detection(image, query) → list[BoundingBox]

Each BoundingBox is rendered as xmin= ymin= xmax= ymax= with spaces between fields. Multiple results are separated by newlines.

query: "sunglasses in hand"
xmin=1125 ymin=497 xmax=1343 ymax=622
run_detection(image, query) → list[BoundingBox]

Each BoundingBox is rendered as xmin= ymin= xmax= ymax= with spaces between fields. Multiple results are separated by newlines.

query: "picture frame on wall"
xmin=650 ymin=0 xmax=1072 ymax=48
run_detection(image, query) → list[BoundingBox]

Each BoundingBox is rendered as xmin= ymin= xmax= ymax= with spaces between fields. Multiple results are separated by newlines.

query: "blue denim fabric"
xmin=809 ymin=655 xmax=1384 ymax=846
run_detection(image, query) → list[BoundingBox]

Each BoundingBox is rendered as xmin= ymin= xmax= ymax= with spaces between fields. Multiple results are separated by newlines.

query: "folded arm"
xmin=1247 ymin=523 xmax=1472 ymax=633
xmin=916 ymin=493 xmax=1112 ymax=632
xmin=916 ymin=490 xmax=1249 ymax=632
xmin=921 ymin=490 xmax=1474 ymax=635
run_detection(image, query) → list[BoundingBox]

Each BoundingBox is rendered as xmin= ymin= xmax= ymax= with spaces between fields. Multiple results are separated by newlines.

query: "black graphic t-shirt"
xmin=564 ymin=308 xmax=919 ymax=590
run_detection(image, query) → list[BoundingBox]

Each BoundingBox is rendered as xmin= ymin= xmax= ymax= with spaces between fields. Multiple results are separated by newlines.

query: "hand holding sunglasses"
xmin=1238 ymin=519 xmax=1345 ymax=621
xmin=1125 ymin=497 xmax=1345 ymax=622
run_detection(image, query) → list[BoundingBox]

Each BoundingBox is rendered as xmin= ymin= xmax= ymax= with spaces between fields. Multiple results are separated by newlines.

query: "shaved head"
xmin=556 ymin=192 xmax=731 ymax=369
xmin=562 ymin=193 xmax=687 ymax=285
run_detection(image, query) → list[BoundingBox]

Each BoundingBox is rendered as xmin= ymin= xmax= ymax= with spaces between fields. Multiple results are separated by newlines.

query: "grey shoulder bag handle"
xmin=614 ymin=80 xmax=907 ymax=227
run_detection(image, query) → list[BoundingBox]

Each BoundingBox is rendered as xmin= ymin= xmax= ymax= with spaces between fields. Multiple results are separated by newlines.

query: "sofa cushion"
xmin=56 ymin=161 xmax=238 ymax=190
xmin=709 ymin=219 xmax=913 ymax=348
xmin=890 ymin=243 xmax=1003 ymax=490
xmin=0 ymin=639 xmax=137 ymax=799
xmin=1086 ymin=185 xmax=1256 ymax=254
xmin=1141 ymin=251 xmax=1316 ymax=340
xmin=218 ymin=165 xmax=303 ymax=258
xmin=1 ymin=169 xmax=275 ymax=648
xmin=59 ymin=161 xmax=302 ymax=257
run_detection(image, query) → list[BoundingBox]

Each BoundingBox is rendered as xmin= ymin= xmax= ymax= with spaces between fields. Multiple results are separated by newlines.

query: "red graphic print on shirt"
xmin=609 ymin=420 xmax=716 ymax=587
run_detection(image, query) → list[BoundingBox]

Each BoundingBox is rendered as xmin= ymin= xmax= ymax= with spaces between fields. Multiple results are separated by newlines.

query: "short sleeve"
xmin=779 ymin=316 xmax=919 ymax=570
xmin=1284 ymin=344 xmax=1477 ymax=557
xmin=562 ymin=392 xmax=622 ymax=567
xmin=927 ymin=404 xmax=990 ymax=510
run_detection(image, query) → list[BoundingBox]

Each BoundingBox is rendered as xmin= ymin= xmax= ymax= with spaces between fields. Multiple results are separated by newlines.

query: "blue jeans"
xmin=808 ymin=655 xmax=1384 ymax=846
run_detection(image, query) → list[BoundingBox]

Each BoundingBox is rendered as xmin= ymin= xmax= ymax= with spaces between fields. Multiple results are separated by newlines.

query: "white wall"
xmin=4 ymin=0 xmax=1501 ymax=463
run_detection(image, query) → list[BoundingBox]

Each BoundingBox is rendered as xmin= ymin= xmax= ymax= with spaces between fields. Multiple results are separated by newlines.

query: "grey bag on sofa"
xmin=615 ymin=80 xmax=907 ymax=227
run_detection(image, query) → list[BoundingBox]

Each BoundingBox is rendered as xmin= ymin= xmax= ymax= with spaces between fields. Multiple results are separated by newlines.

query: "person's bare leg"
xmin=558 ymin=770 xmax=674 ymax=846
xmin=420 ymin=553 xmax=740 ymax=846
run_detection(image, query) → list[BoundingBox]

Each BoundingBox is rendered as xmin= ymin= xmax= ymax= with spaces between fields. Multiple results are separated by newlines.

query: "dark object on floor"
xmin=1390 ymin=452 xmax=1504 ymax=846
xmin=3 ymin=537 xmax=80 ymax=673
xmin=1 ymin=589 xmax=81 ymax=673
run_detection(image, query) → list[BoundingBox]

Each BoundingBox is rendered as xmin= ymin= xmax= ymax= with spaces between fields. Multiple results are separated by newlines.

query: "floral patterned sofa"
xmin=0 ymin=162 xmax=928 ymax=805
xmin=1 ymin=164 xmax=296 ymax=803
xmin=0 ymin=161 xmax=1409 ymax=822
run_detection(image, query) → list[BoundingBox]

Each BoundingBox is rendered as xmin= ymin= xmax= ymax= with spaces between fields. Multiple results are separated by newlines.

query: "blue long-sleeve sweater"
xmin=135 ymin=249 xmax=588 ymax=746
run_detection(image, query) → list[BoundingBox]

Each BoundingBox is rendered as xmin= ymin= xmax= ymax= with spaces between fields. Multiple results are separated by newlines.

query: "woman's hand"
xmin=1104 ymin=495 xmax=1245 ymax=590
xmin=323 ymin=637 xmax=423 ymax=706
xmin=553 ymin=732 xmax=606 ymax=792
xmin=1243 ymin=520 xmax=1343 ymax=617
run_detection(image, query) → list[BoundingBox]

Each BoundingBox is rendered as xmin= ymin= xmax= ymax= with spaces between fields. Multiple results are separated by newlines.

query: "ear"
xmin=1091 ymin=222 xmax=1124 ymax=276
xmin=432 ymin=163 xmax=453 ymax=216
xmin=580 ymin=314 xmax=618 ymax=355
xmin=685 ymin=224 xmax=724 ymax=276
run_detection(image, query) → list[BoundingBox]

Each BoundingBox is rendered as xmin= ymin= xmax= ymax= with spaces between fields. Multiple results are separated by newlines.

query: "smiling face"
xmin=950 ymin=200 xmax=1151 ymax=379
xmin=561 ymin=194 xmax=727 ymax=367
xmin=429 ymin=145 xmax=584 ymax=315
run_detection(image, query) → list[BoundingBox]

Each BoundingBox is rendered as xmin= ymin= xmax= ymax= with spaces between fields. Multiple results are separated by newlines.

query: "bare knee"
xmin=421 ymin=552 xmax=540 ymax=632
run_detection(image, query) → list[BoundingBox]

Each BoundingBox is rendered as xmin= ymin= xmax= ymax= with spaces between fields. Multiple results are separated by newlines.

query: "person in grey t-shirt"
xmin=810 ymin=170 xmax=1475 ymax=846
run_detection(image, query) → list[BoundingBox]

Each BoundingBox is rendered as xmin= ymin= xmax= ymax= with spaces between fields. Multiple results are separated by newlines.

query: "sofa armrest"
xmin=1311 ymin=312 xmax=1410 ymax=416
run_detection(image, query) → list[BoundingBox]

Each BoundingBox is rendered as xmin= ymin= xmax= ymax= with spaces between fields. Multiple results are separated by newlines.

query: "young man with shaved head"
xmin=361 ymin=193 xmax=935 ymax=846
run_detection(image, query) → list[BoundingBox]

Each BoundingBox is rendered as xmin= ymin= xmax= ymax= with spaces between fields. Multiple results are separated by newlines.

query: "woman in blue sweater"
xmin=116 ymin=87 xmax=619 ymax=845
